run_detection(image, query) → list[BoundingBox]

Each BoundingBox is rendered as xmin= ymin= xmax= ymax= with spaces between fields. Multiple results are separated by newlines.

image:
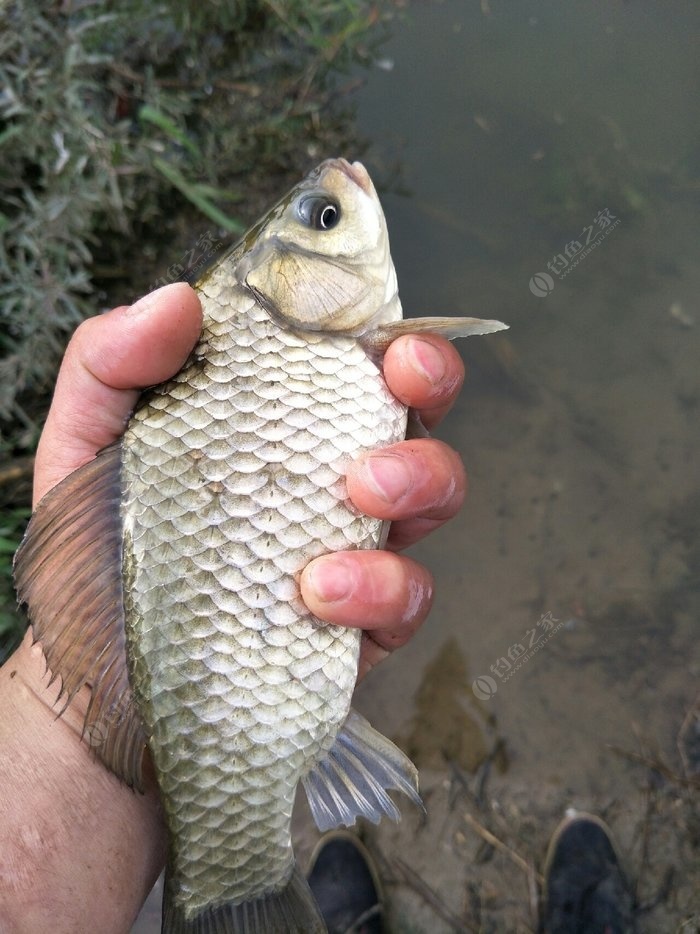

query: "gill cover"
xmin=238 ymin=158 xmax=402 ymax=334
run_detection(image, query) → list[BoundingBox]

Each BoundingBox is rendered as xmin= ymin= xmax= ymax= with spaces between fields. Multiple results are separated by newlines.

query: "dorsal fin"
xmin=13 ymin=443 xmax=146 ymax=790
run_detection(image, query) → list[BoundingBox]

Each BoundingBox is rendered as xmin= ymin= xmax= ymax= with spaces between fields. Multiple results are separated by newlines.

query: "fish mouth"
xmin=330 ymin=158 xmax=372 ymax=194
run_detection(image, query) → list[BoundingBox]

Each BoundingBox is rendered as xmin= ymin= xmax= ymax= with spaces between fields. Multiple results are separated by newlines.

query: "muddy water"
xmin=134 ymin=3 xmax=699 ymax=931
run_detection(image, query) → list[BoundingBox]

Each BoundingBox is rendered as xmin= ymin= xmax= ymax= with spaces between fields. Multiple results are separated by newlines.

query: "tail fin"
xmin=161 ymin=863 xmax=326 ymax=934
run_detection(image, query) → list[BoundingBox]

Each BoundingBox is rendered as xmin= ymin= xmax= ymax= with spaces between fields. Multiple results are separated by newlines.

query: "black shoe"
xmin=542 ymin=811 xmax=635 ymax=934
xmin=307 ymin=830 xmax=384 ymax=934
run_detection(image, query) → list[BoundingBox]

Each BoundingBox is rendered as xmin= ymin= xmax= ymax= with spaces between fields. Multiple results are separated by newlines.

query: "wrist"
xmin=0 ymin=631 xmax=166 ymax=933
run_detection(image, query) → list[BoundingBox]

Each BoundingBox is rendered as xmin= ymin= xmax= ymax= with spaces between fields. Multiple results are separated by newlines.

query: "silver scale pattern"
xmin=121 ymin=268 xmax=407 ymax=915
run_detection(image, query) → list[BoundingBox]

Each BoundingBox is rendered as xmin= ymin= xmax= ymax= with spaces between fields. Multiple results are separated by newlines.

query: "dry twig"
xmin=677 ymin=692 xmax=700 ymax=780
xmin=392 ymin=856 xmax=475 ymax=933
xmin=607 ymin=744 xmax=700 ymax=791
xmin=0 ymin=459 xmax=34 ymax=489
xmin=463 ymin=812 xmax=544 ymax=888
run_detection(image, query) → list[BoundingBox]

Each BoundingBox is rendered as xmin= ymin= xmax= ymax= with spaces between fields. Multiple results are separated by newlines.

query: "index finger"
xmin=382 ymin=334 xmax=465 ymax=431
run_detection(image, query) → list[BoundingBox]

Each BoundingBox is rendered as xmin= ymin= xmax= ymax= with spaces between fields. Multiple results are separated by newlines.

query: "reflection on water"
xmin=400 ymin=636 xmax=504 ymax=774
xmin=134 ymin=3 xmax=699 ymax=930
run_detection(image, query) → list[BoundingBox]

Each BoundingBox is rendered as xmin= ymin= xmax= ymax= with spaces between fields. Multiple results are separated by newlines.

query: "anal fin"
xmin=13 ymin=442 xmax=146 ymax=790
xmin=302 ymin=708 xmax=422 ymax=833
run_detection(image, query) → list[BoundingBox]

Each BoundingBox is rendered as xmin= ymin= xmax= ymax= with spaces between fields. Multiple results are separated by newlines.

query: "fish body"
xmin=14 ymin=159 xmax=507 ymax=933
xmin=123 ymin=259 xmax=404 ymax=920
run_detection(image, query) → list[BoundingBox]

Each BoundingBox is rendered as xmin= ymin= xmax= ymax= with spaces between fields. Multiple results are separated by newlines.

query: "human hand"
xmin=34 ymin=283 xmax=467 ymax=682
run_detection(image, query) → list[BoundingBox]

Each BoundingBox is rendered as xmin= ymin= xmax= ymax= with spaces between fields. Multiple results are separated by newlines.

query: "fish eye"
xmin=297 ymin=196 xmax=341 ymax=231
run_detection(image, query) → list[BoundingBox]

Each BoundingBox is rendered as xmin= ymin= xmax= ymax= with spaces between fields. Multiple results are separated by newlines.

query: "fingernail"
xmin=408 ymin=338 xmax=446 ymax=385
xmin=306 ymin=556 xmax=355 ymax=603
xmin=124 ymin=294 xmax=156 ymax=317
xmin=124 ymin=283 xmax=179 ymax=316
xmin=362 ymin=453 xmax=412 ymax=503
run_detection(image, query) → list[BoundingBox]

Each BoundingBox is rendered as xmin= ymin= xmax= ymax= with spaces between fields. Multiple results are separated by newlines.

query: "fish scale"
xmin=122 ymin=271 xmax=407 ymax=914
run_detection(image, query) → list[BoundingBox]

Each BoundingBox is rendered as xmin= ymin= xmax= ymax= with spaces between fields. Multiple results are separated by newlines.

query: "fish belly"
xmin=121 ymin=288 xmax=406 ymax=916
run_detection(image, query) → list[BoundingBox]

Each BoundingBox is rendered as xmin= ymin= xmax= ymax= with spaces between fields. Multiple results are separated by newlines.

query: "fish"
xmin=14 ymin=158 xmax=507 ymax=933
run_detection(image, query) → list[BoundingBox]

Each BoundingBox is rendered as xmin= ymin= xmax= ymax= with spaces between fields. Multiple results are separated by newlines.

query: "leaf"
xmin=153 ymin=158 xmax=244 ymax=234
xmin=0 ymin=125 xmax=22 ymax=148
xmin=138 ymin=105 xmax=201 ymax=161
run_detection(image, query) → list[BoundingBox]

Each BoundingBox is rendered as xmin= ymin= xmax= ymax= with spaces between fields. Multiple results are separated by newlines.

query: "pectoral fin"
xmin=361 ymin=315 xmax=509 ymax=353
xmin=405 ymin=409 xmax=430 ymax=440
xmin=302 ymin=709 xmax=422 ymax=833
xmin=13 ymin=443 xmax=146 ymax=790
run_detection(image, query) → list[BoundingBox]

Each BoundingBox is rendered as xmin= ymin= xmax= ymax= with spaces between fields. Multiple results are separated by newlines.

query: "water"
xmin=134 ymin=3 xmax=699 ymax=930
xmin=346 ymin=2 xmax=700 ymax=930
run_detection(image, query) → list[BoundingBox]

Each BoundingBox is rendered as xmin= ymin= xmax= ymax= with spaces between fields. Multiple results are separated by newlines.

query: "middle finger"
xmin=346 ymin=438 xmax=467 ymax=550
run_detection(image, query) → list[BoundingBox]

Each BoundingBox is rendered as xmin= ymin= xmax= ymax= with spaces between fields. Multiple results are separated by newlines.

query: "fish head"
xmin=237 ymin=158 xmax=402 ymax=334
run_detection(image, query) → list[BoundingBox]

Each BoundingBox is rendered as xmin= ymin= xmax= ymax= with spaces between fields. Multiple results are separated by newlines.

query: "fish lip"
xmin=328 ymin=158 xmax=372 ymax=194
